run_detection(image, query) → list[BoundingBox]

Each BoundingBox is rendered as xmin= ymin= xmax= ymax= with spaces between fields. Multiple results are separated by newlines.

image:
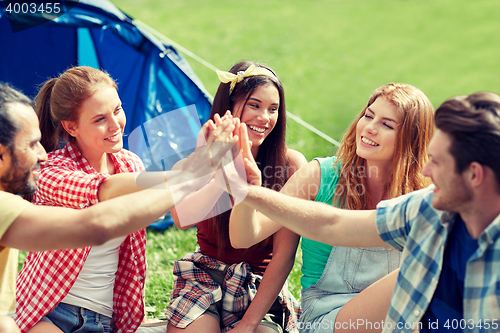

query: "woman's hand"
xmin=239 ymin=124 xmax=261 ymax=186
xmin=172 ymin=117 xmax=237 ymax=186
xmin=198 ymin=110 xmax=239 ymax=146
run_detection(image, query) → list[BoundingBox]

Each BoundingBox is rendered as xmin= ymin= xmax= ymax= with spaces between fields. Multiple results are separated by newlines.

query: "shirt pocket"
xmin=343 ymin=247 xmax=401 ymax=292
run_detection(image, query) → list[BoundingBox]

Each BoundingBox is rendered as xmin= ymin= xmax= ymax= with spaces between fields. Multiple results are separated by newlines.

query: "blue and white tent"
xmin=0 ymin=0 xmax=212 ymax=167
xmin=0 ymin=0 xmax=213 ymax=227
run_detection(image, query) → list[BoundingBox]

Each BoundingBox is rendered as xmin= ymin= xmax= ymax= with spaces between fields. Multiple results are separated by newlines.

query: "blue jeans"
xmin=40 ymin=302 xmax=113 ymax=333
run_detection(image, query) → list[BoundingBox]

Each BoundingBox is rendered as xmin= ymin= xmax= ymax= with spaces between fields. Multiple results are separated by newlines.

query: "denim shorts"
xmin=39 ymin=302 xmax=113 ymax=333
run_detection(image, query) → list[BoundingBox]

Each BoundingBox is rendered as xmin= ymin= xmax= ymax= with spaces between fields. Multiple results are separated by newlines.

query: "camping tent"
xmin=0 ymin=0 xmax=212 ymax=168
xmin=0 ymin=0 xmax=213 ymax=227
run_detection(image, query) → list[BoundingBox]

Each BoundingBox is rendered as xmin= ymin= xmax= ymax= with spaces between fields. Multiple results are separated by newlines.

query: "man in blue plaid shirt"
xmin=229 ymin=92 xmax=500 ymax=332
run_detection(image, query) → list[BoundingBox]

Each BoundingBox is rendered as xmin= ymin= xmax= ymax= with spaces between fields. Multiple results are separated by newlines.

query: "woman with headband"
xmin=165 ymin=60 xmax=307 ymax=333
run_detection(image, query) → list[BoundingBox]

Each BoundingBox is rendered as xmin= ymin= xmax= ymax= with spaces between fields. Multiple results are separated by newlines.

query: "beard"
xmin=432 ymin=179 xmax=473 ymax=213
xmin=0 ymin=152 xmax=37 ymax=195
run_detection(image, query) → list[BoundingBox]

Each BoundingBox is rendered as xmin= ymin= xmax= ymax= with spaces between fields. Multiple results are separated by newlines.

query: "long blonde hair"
xmin=334 ymin=83 xmax=434 ymax=210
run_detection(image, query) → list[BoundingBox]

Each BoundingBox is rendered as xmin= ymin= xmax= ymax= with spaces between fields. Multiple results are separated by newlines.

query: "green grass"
xmin=143 ymin=228 xmax=303 ymax=318
xmin=143 ymin=227 xmax=197 ymax=318
xmin=113 ymin=0 xmax=500 ymax=161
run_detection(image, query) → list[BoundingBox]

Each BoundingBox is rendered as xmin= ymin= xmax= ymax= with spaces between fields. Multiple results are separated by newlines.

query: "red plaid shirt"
xmin=15 ymin=142 xmax=147 ymax=333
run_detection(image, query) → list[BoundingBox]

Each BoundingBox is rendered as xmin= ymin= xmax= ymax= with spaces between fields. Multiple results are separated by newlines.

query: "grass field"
xmin=20 ymin=0 xmax=500 ymax=320
xmin=113 ymin=0 xmax=500 ymax=161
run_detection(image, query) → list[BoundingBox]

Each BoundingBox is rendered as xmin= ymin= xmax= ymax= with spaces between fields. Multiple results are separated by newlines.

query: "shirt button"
xmin=414 ymin=310 xmax=420 ymax=316
xmin=135 ymin=256 xmax=138 ymax=260
xmin=132 ymin=237 xmax=135 ymax=241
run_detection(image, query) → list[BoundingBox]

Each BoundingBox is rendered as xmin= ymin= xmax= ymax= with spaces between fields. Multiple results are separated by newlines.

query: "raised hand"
xmin=239 ymin=124 xmax=262 ymax=186
xmin=168 ymin=117 xmax=238 ymax=190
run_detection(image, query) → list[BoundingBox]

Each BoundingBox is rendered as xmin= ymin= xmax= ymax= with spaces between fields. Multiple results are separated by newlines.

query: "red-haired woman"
xmin=230 ymin=83 xmax=435 ymax=332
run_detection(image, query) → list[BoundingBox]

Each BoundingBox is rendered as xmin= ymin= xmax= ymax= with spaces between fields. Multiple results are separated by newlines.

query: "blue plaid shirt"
xmin=376 ymin=185 xmax=500 ymax=333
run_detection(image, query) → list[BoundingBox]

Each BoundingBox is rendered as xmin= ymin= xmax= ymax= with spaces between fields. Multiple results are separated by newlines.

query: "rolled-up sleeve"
xmin=36 ymin=164 xmax=109 ymax=209
xmin=375 ymin=185 xmax=436 ymax=251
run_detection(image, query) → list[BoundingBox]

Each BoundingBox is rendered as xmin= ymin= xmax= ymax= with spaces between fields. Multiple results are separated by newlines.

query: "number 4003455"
xmin=5 ymin=2 xmax=62 ymax=14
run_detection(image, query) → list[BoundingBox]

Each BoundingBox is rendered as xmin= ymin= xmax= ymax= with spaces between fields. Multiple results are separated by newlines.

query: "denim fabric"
xmin=39 ymin=302 xmax=112 ymax=333
xmin=300 ymin=246 xmax=401 ymax=333
xmin=298 ymin=157 xmax=401 ymax=332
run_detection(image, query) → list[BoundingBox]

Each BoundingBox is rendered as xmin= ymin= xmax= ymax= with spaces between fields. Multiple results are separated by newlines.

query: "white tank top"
xmin=62 ymin=236 xmax=127 ymax=317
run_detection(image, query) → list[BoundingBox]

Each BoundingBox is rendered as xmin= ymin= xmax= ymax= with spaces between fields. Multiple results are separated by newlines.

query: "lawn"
xmin=113 ymin=0 xmax=500 ymax=161
xmin=21 ymin=0 xmax=500 ymax=320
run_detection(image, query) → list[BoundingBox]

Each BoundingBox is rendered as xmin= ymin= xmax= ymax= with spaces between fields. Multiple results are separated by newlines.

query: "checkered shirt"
xmin=165 ymin=251 xmax=301 ymax=332
xmin=15 ymin=142 xmax=147 ymax=333
xmin=376 ymin=185 xmax=500 ymax=333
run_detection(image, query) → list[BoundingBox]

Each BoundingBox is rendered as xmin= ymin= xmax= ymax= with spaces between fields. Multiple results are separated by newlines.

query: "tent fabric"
xmin=0 ymin=0 xmax=213 ymax=228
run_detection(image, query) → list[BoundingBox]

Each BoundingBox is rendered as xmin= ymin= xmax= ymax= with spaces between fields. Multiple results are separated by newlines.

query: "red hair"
xmin=334 ymin=83 xmax=434 ymax=209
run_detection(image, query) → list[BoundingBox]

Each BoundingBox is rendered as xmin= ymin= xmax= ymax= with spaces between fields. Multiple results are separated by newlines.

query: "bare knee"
xmin=0 ymin=316 xmax=20 ymax=333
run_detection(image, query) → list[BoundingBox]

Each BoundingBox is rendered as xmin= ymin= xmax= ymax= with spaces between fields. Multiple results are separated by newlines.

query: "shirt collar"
xmin=65 ymin=141 xmax=126 ymax=174
xmin=478 ymin=213 xmax=500 ymax=247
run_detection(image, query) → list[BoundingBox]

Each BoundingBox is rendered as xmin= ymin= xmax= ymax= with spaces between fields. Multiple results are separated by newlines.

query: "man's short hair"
xmin=435 ymin=91 xmax=500 ymax=187
xmin=0 ymin=83 xmax=33 ymax=151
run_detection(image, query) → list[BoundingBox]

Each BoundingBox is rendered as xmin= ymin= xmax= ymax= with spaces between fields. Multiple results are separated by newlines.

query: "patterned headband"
xmin=216 ymin=64 xmax=277 ymax=94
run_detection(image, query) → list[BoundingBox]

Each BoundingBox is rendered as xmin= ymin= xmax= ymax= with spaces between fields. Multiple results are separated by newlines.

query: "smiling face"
xmin=422 ymin=129 xmax=472 ymax=212
xmin=0 ymin=103 xmax=47 ymax=194
xmin=356 ymin=96 xmax=400 ymax=168
xmin=234 ymin=83 xmax=280 ymax=156
xmin=63 ymin=86 xmax=125 ymax=161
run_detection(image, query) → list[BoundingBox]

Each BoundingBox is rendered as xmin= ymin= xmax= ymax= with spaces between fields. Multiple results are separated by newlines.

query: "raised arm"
xmin=170 ymin=113 xmax=241 ymax=229
xmin=242 ymin=185 xmax=386 ymax=247
xmin=170 ymin=166 xmax=225 ymax=230
xmin=98 ymin=114 xmax=237 ymax=203
xmin=229 ymin=152 xmax=313 ymax=249
xmin=2 ymin=186 xmax=175 ymax=251
xmin=0 ymin=119 xmax=238 ymax=252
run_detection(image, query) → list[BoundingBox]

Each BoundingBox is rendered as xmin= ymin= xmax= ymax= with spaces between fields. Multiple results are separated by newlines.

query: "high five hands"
xmin=208 ymin=111 xmax=263 ymax=204
xmin=165 ymin=112 xmax=240 ymax=201
xmin=168 ymin=110 xmax=261 ymax=209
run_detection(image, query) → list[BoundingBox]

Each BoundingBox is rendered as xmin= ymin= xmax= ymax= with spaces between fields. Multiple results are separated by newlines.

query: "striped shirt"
xmin=376 ymin=185 xmax=500 ymax=333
